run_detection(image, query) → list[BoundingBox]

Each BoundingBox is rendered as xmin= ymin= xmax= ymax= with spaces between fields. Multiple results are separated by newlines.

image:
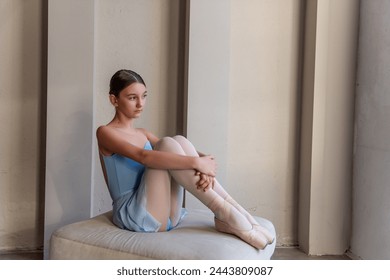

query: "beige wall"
xmin=185 ymin=0 xmax=231 ymax=210
xmin=185 ymin=0 xmax=303 ymax=246
xmin=0 ymin=0 xmax=44 ymax=251
xmin=228 ymin=0 xmax=303 ymax=246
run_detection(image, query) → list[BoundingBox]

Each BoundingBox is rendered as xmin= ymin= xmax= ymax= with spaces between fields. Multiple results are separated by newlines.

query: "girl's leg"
xmin=144 ymin=168 xmax=172 ymax=231
xmin=151 ymin=139 xmax=186 ymax=228
xmin=172 ymin=135 xmax=274 ymax=244
xmin=154 ymin=137 xmax=267 ymax=249
xmin=168 ymin=176 xmax=185 ymax=227
xmin=144 ymin=139 xmax=186 ymax=231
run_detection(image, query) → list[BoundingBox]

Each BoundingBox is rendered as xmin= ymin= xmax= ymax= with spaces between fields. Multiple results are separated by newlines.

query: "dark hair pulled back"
xmin=109 ymin=69 xmax=146 ymax=97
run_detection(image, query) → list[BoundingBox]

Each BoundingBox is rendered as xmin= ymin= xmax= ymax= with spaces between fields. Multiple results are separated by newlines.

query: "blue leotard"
xmin=101 ymin=141 xmax=185 ymax=232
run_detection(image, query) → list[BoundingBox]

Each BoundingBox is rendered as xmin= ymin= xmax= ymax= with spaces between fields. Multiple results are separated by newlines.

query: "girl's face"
xmin=112 ymin=82 xmax=147 ymax=119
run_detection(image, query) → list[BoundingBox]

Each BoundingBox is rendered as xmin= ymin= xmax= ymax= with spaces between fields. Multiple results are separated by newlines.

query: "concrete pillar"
xmin=351 ymin=0 xmax=390 ymax=260
xmin=298 ymin=0 xmax=359 ymax=255
xmin=44 ymin=0 xmax=95 ymax=258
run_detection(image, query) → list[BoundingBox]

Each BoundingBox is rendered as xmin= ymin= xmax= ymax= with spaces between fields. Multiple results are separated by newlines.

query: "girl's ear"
xmin=109 ymin=94 xmax=118 ymax=107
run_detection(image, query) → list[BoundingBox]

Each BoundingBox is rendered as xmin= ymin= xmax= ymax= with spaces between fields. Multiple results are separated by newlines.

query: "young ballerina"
xmin=96 ymin=69 xmax=274 ymax=249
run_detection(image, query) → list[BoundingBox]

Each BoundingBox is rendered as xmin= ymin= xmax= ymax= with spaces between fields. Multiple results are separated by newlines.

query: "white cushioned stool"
xmin=50 ymin=209 xmax=276 ymax=259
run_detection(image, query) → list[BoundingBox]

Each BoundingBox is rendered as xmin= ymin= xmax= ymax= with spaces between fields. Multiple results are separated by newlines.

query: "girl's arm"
xmin=97 ymin=126 xmax=216 ymax=176
xmin=140 ymin=128 xmax=208 ymax=158
xmin=139 ymin=128 xmax=216 ymax=190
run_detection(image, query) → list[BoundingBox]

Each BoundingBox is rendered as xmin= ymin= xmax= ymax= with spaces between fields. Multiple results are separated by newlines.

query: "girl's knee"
xmin=172 ymin=135 xmax=187 ymax=142
xmin=155 ymin=137 xmax=182 ymax=152
xmin=157 ymin=136 xmax=176 ymax=146
xmin=172 ymin=135 xmax=197 ymax=155
xmin=172 ymin=135 xmax=193 ymax=148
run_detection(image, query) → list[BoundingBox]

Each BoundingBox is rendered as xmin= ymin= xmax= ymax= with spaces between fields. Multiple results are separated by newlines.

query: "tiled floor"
xmin=0 ymin=247 xmax=350 ymax=260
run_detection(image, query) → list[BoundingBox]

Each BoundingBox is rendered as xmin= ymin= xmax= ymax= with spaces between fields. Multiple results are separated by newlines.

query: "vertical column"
xmin=185 ymin=0 xmax=231 ymax=209
xmin=299 ymin=0 xmax=359 ymax=255
xmin=44 ymin=0 xmax=95 ymax=258
xmin=351 ymin=0 xmax=390 ymax=260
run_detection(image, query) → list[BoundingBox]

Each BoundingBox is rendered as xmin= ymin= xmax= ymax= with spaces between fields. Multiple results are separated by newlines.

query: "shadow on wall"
xmin=37 ymin=0 xmax=48 ymax=252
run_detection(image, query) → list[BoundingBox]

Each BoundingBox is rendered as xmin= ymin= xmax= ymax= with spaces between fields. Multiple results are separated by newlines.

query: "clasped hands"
xmin=195 ymin=171 xmax=215 ymax=192
xmin=195 ymin=154 xmax=216 ymax=192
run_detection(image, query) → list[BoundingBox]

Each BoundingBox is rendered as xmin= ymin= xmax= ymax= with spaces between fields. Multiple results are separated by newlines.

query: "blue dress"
xmin=101 ymin=141 xmax=186 ymax=232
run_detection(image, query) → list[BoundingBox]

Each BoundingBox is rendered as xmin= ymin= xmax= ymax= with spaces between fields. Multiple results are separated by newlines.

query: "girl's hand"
xmin=195 ymin=155 xmax=217 ymax=177
xmin=195 ymin=171 xmax=215 ymax=192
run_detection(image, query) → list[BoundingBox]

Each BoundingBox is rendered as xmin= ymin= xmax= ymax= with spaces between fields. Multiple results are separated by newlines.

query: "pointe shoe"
xmin=224 ymin=197 xmax=274 ymax=245
xmin=253 ymin=224 xmax=275 ymax=245
xmin=214 ymin=217 xmax=268 ymax=250
xmin=225 ymin=196 xmax=275 ymax=244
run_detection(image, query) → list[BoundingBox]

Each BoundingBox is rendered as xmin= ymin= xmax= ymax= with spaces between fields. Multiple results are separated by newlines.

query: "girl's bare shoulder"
xmin=96 ymin=124 xmax=110 ymax=136
xmin=96 ymin=125 xmax=121 ymax=140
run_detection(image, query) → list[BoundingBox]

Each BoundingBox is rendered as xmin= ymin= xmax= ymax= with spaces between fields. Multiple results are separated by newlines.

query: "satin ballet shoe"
xmin=214 ymin=217 xmax=268 ymax=250
xmin=253 ymin=224 xmax=275 ymax=245
xmin=224 ymin=196 xmax=274 ymax=244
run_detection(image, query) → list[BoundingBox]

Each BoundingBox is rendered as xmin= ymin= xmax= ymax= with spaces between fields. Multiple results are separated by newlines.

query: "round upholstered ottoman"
xmin=50 ymin=209 xmax=276 ymax=260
